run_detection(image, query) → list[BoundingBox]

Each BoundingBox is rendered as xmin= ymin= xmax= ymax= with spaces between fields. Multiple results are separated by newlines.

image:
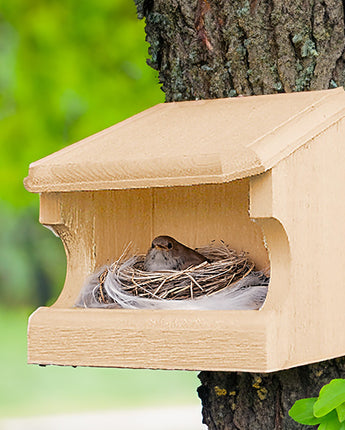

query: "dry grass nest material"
xmin=94 ymin=241 xmax=257 ymax=305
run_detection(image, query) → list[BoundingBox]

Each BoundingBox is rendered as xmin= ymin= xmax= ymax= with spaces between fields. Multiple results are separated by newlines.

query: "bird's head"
xmin=150 ymin=235 xmax=177 ymax=252
xmin=145 ymin=235 xmax=207 ymax=271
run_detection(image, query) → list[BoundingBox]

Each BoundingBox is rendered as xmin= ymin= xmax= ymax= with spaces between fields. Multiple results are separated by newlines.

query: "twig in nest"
xmin=77 ymin=241 xmax=268 ymax=310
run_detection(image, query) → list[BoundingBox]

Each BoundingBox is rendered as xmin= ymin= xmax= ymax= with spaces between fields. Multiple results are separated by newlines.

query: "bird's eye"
xmin=167 ymin=242 xmax=172 ymax=249
xmin=151 ymin=243 xmax=154 ymax=248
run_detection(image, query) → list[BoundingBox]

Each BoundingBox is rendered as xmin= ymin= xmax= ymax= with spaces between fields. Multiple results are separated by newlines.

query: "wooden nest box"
xmin=25 ymin=88 xmax=345 ymax=372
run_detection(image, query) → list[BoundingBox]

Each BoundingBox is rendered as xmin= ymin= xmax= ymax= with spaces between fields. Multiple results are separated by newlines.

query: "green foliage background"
xmin=0 ymin=0 xmax=164 ymax=306
xmin=0 ymin=0 xmax=199 ymax=420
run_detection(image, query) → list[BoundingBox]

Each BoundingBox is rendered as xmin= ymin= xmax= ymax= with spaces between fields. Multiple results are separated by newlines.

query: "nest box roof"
xmin=24 ymin=88 xmax=345 ymax=192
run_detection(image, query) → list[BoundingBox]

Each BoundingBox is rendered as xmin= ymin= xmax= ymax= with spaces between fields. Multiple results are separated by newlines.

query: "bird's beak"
xmin=155 ymin=245 xmax=167 ymax=250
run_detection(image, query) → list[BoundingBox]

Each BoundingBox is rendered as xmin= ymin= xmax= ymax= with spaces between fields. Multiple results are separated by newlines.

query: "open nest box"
xmin=25 ymin=88 xmax=345 ymax=372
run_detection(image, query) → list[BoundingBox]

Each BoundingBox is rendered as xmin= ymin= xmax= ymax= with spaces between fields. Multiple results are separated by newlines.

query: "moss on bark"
xmin=135 ymin=0 xmax=345 ymax=101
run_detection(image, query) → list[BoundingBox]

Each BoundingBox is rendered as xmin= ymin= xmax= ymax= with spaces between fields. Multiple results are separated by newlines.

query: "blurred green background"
xmin=0 ymin=0 xmax=199 ymax=419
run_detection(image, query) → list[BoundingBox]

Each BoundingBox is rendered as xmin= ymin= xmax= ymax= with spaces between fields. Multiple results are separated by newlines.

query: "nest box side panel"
xmin=269 ymin=117 xmax=345 ymax=367
xmin=40 ymin=190 xmax=153 ymax=308
xmin=249 ymin=171 xmax=292 ymax=369
xmin=250 ymin=171 xmax=291 ymax=312
xmin=153 ymin=181 xmax=269 ymax=270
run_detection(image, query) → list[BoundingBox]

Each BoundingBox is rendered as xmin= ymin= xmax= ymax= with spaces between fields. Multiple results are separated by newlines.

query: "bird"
xmin=144 ymin=235 xmax=208 ymax=272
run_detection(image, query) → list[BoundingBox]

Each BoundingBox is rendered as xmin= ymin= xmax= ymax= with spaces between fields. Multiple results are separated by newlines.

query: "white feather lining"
xmin=76 ymin=261 xmax=269 ymax=310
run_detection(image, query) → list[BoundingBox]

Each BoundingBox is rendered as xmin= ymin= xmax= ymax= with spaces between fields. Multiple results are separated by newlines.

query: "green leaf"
xmin=289 ymin=398 xmax=323 ymax=425
xmin=314 ymin=379 xmax=345 ymax=418
xmin=318 ymin=410 xmax=341 ymax=430
xmin=336 ymin=402 xmax=345 ymax=423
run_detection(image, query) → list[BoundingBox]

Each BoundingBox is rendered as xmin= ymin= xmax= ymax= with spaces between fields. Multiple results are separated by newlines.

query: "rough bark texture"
xmin=135 ymin=0 xmax=345 ymax=101
xmin=197 ymin=359 xmax=345 ymax=429
xmin=134 ymin=1 xmax=345 ymax=428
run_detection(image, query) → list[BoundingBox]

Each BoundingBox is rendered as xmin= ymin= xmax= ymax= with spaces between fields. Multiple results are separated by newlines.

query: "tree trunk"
xmin=197 ymin=359 xmax=345 ymax=429
xmin=134 ymin=0 xmax=345 ymax=428
xmin=135 ymin=0 xmax=345 ymax=101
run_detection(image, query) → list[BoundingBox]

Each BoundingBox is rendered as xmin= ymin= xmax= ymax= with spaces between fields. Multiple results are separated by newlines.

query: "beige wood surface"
xmin=267 ymin=116 xmax=345 ymax=366
xmin=27 ymin=89 xmax=345 ymax=372
xmin=28 ymin=307 xmax=276 ymax=371
xmin=24 ymin=88 xmax=345 ymax=193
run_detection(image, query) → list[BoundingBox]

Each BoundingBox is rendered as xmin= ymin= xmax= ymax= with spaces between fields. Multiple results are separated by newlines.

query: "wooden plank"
xmin=28 ymin=307 xmax=275 ymax=372
xmin=153 ymin=181 xmax=269 ymax=270
xmin=24 ymin=89 xmax=345 ymax=193
xmin=268 ymin=116 xmax=345 ymax=366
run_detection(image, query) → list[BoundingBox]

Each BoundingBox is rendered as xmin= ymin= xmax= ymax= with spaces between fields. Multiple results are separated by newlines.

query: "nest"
xmin=76 ymin=241 xmax=269 ymax=310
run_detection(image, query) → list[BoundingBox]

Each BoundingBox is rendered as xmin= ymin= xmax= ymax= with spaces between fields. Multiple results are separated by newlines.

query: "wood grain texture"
xmin=28 ymin=307 xmax=275 ymax=371
xmin=24 ymin=89 xmax=345 ymax=193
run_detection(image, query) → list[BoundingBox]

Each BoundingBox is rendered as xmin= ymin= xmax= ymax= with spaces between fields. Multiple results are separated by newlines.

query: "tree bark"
xmin=197 ymin=359 xmax=345 ymax=429
xmin=135 ymin=0 xmax=345 ymax=101
xmin=134 ymin=0 xmax=345 ymax=428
